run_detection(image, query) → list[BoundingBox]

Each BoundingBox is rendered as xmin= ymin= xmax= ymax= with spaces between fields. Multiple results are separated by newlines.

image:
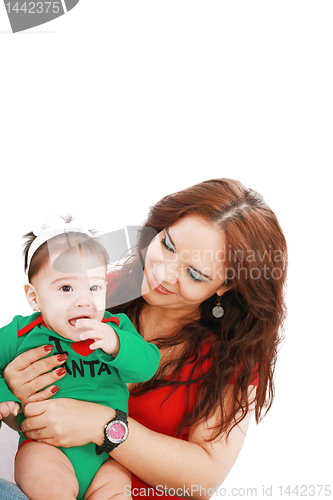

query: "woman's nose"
xmin=155 ymin=261 xmax=178 ymax=285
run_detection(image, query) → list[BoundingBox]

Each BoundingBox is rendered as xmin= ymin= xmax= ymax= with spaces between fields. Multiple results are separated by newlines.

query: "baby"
xmin=0 ymin=215 xmax=160 ymax=500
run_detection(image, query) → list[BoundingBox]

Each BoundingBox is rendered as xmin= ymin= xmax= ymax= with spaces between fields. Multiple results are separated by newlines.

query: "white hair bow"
xmin=27 ymin=214 xmax=93 ymax=269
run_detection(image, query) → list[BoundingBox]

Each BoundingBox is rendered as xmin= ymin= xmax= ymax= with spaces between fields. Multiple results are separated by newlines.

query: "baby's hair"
xmin=23 ymin=215 xmax=109 ymax=282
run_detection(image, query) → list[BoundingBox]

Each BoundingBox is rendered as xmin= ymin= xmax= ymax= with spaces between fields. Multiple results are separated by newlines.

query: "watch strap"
xmin=95 ymin=409 xmax=128 ymax=456
xmin=115 ymin=409 xmax=128 ymax=423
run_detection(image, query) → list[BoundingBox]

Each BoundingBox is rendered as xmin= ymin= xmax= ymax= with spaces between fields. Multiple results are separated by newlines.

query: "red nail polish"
xmin=51 ymin=386 xmax=59 ymax=394
xmin=57 ymin=353 xmax=67 ymax=362
xmin=56 ymin=368 xmax=66 ymax=376
xmin=44 ymin=345 xmax=53 ymax=352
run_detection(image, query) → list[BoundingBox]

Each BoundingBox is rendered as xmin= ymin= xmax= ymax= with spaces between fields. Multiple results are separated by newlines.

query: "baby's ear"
xmin=24 ymin=283 xmax=40 ymax=312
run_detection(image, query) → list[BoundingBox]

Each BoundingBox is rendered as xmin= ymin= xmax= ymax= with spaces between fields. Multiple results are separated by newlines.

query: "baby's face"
xmin=28 ymin=250 xmax=107 ymax=342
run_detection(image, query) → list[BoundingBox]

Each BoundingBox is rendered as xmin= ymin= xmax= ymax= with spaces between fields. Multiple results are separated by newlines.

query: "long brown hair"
xmin=107 ymin=179 xmax=287 ymax=441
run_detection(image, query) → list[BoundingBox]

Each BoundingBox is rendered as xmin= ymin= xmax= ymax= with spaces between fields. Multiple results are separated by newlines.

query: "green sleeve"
xmin=96 ymin=313 xmax=160 ymax=383
xmin=0 ymin=316 xmax=22 ymax=406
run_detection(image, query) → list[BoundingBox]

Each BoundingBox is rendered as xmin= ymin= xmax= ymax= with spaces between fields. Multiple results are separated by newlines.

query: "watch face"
xmin=106 ymin=420 xmax=128 ymax=444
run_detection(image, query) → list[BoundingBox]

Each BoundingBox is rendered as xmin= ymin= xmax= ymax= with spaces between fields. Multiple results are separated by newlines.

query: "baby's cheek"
xmin=93 ymin=295 xmax=107 ymax=315
xmin=95 ymin=308 xmax=106 ymax=321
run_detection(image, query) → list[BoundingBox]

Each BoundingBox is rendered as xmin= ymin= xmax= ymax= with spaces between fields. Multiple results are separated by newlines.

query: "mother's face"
xmin=141 ymin=215 xmax=228 ymax=314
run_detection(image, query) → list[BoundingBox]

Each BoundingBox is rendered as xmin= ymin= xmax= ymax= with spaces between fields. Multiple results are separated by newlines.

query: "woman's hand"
xmin=3 ymin=345 xmax=68 ymax=407
xmin=20 ymin=398 xmax=115 ymax=448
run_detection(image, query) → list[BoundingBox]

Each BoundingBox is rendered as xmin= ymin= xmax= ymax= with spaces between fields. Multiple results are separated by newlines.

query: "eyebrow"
xmin=51 ymin=276 xmax=106 ymax=284
xmin=166 ymin=228 xmax=212 ymax=281
xmin=51 ymin=276 xmax=79 ymax=284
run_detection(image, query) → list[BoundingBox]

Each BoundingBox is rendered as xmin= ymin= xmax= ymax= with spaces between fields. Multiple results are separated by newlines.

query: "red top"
xmin=128 ymin=343 xmax=259 ymax=499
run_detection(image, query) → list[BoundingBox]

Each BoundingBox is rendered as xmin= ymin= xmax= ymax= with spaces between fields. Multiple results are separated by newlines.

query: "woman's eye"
xmin=90 ymin=285 xmax=101 ymax=292
xmin=60 ymin=285 xmax=72 ymax=292
xmin=161 ymin=235 xmax=174 ymax=253
xmin=187 ymin=268 xmax=205 ymax=283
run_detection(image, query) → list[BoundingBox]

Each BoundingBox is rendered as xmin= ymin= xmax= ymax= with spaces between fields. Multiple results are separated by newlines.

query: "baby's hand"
xmin=75 ymin=319 xmax=120 ymax=356
xmin=0 ymin=401 xmax=20 ymax=419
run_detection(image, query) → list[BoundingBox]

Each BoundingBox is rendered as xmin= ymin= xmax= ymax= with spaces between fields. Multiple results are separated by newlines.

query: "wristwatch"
xmin=95 ymin=409 xmax=129 ymax=455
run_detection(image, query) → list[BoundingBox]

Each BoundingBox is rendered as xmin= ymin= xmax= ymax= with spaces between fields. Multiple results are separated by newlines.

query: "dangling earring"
xmin=212 ymin=294 xmax=224 ymax=318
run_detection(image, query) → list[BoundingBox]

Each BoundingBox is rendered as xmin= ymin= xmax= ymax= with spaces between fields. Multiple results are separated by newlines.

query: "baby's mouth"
xmin=68 ymin=316 xmax=90 ymax=327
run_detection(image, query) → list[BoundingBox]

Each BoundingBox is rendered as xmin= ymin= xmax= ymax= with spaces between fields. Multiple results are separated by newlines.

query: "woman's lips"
xmin=150 ymin=273 xmax=175 ymax=295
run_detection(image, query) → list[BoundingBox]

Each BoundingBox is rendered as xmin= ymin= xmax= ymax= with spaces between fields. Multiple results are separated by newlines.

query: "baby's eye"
xmin=60 ymin=285 xmax=73 ymax=292
xmin=90 ymin=285 xmax=101 ymax=292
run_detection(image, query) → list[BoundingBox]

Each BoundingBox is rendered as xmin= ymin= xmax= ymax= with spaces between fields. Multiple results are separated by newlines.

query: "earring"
xmin=212 ymin=294 xmax=224 ymax=318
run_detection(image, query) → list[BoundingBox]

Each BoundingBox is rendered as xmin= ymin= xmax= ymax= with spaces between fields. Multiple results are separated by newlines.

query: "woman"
xmin=2 ymin=178 xmax=287 ymax=500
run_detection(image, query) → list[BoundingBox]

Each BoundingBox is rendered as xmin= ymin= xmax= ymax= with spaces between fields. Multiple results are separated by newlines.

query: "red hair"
xmin=107 ymin=179 xmax=287 ymax=440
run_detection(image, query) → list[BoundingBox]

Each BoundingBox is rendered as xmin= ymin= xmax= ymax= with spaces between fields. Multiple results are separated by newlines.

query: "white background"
xmin=0 ymin=1 xmax=332 ymax=498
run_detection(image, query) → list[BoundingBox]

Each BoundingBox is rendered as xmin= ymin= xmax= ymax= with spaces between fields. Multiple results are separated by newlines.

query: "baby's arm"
xmin=74 ymin=318 xmax=120 ymax=356
xmin=74 ymin=314 xmax=160 ymax=382
xmin=0 ymin=400 xmax=20 ymax=419
xmin=0 ymin=316 xmax=24 ymax=416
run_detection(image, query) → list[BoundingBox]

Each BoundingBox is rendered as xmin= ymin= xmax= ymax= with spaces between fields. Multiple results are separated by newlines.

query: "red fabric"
xmin=128 ymin=345 xmax=259 ymax=499
xmin=17 ymin=315 xmax=44 ymax=337
xmin=102 ymin=316 xmax=120 ymax=327
xmin=128 ymin=381 xmax=194 ymax=499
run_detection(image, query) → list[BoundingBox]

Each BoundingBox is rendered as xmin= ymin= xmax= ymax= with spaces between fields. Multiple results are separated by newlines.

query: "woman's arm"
xmin=6 ymin=345 xmax=256 ymax=499
xmin=20 ymin=387 xmax=256 ymax=500
xmin=112 ymin=387 xmax=256 ymax=499
xmin=113 ymin=413 xmax=252 ymax=499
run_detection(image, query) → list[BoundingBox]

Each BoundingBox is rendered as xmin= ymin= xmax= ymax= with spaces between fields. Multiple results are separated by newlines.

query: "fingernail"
xmin=51 ymin=386 xmax=59 ymax=394
xmin=56 ymin=368 xmax=66 ymax=377
xmin=44 ymin=345 xmax=53 ymax=352
xmin=57 ymin=353 xmax=67 ymax=362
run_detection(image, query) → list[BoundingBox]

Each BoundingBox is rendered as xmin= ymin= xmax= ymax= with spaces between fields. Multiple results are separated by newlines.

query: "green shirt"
xmin=0 ymin=311 xmax=160 ymax=418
